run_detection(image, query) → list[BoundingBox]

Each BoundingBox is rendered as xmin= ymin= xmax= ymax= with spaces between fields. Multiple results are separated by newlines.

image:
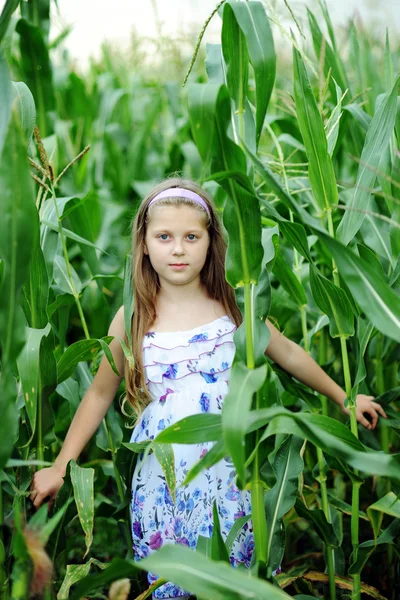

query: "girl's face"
xmin=144 ymin=204 xmax=210 ymax=290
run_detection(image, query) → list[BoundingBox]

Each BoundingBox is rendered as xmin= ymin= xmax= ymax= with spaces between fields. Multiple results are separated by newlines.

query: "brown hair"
xmin=124 ymin=177 xmax=242 ymax=421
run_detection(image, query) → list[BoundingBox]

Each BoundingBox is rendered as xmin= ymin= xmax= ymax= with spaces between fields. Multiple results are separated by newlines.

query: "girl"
xmin=30 ymin=177 xmax=387 ymax=599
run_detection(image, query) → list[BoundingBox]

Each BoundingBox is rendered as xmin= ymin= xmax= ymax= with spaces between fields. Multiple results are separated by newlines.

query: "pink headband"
xmin=148 ymin=187 xmax=210 ymax=215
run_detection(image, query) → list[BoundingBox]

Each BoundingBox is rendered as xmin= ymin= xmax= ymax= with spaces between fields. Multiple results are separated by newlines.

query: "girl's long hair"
xmin=124 ymin=176 xmax=242 ymax=420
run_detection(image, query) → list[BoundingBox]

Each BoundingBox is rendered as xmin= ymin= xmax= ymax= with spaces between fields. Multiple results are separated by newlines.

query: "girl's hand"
xmin=30 ymin=464 xmax=66 ymax=509
xmin=341 ymin=394 xmax=387 ymax=430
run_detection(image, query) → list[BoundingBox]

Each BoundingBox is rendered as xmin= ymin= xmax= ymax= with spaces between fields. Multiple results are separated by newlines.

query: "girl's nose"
xmin=172 ymin=240 xmax=185 ymax=255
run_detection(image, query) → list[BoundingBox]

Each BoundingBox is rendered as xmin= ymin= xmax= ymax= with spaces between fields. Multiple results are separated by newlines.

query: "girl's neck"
xmin=156 ymin=278 xmax=209 ymax=310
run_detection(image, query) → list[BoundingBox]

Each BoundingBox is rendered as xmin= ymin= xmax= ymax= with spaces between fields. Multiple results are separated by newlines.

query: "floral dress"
xmin=129 ymin=315 xmax=254 ymax=599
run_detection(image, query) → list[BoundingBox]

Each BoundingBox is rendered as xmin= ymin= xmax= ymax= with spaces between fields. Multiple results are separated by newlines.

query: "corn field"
xmin=0 ymin=0 xmax=400 ymax=598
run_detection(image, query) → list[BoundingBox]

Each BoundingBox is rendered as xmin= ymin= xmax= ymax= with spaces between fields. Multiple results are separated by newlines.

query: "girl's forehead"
xmin=146 ymin=204 xmax=208 ymax=229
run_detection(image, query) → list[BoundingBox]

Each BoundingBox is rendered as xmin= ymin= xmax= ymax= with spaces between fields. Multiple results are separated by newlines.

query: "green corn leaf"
xmin=295 ymin=498 xmax=340 ymax=547
xmin=337 ymin=75 xmax=400 ymax=245
xmin=70 ymin=550 xmax=292 ymax=600
xmin=233 ymin=267 xmax=271 ymax=366
xmin=187 ymin=82 xmax=220 ymax=167
xmin=0 ymin=103 xmax=38 ymax=470
xmin=318 ymin=232 xmax=400 ymax=342
xmin=307 ymin=8 xmax=349 ymax=101
xmin=155 ymin=413 xmax=222 ymax=444
xmin=222 ymin=362 xmax=267 ymax=485
xmin=221 ymin=3 xmax=249 ymax=124
xmin=343 ymin=103 xmax=371 ymax=133
xmin=211 ymin=500 xmax=230 ymax=562
xmin=23 ymin=240 xmax=48 ymax=329
xmin=223 ymin=0 xmax=276 ymax=146
xmin=138 ymin=545 xmax=291 ymax=600
xmin=70 ymin=460 xmax=94 ymax=558
xmin=349 ymin=518 xmax=400 ymax=575
xmin=11 ymin=81 xmax=36 ymax=146
xmin=293 ymin=45 xmax=338 ymax=211
xmin=367 ymin=492 xmax=400 ymax=542
xmin=278 ymin=221 xmax=313 ymax=263
xmin=0 ymin=0 xmax=20 ymax=44
xmin=360 ymin=209 xmax=393 ymax=268
xmin=205 ymin=43 xmax=225 ymax=84
xmin=273 ymin=247 xmax=307 ymax=307
xmin=16 ymin=323 xmax=56 ymax=444
xmin=58 ymin=558 xmax=106 ymax=600
xmin=41 ymin=219 xmax=105 ymax=253
xmin=246 ymin=407 xmax=400 ymax=482
xmin=16 ymin=18 xmax=55 ymax=136
xmin=53 ymin=254 xmax=82 ymax=295
xmin=0 ymin=51 xmax=12 ymax=155
xmin=309 ymin=265 xmax=355 ymax=338
xmin=56 ymin=336 xmax=114 ymax=383
xmin=225 ymin=514 xmax=252 ymax=554
xmin=153 ymin=443 xmax=176 ymax=504
xmin=182 ymin=439 xmax=226 ymax=486
xmin=326 ymin=81 xmax=343 ymax=157
xmin=265 ymin=436 xmax=304 ymax=574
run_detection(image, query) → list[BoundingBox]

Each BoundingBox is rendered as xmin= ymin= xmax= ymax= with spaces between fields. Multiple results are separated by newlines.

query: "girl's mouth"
xmin=170 ymin=264 xmax=188 ymax=270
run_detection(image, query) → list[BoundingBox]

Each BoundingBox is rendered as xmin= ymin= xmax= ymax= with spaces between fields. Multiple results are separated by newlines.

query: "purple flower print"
xmin=238 ymin=533 xmax=255 ymax=567
xmin=225 ymin=482 xmax=241 ymax=501
xmin=199 ymin=523 xmax=208 ymax=535
xmin=199 ymin=392 xmax=210 ymax=412
xmin=174 ymin=517 xmax=183 ymax=536
xmin=164 ymin=485 xmax=174 ymax=506
xmin=159 ymin=387 xmax=174 ymax=404
xmin=199 ymin=448 xmax=208 ymax=459
xmin=137 ymin=541 xmax=150 ymax=558
xmin=188 ymin=332 xmax=209 ymax=343
xmin=163 ymin=364 xmax=178 ymax=379
xmin=134 ymin=493 xmax=145 ymax=510
xmin=200 ymin=371 xmax=218 ymax=383
xmin=149 ymin=531 xmax=163 ymax=550
xmin=132 ymin=520 xmax=142 ymax=538
xmin=176 ymin=536 xmax=190 ymax=546
xmin=192 ymin=488 xmax=202 ymax=501
xmin=145 ymin=331 xmax=156 ymax=338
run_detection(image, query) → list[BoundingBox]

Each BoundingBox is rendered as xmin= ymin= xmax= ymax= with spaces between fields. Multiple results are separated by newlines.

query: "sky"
xmin=48 ymin=0 xmax=399 ymax=65
xmin=1 ymin=0 xmax=399 ymax=64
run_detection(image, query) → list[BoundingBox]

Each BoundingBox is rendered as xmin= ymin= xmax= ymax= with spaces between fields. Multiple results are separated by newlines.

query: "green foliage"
xmin=1 ymin=0 xmax=400 ymax=598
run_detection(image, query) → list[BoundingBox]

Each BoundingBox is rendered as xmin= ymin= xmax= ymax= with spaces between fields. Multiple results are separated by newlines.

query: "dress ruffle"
xmin=143 ymin=315 xmax=236 ymax=389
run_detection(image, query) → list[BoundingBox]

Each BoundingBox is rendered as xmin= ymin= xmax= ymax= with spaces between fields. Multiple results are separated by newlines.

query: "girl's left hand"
xmin=341 ymin=394 xmax=388 ymax=430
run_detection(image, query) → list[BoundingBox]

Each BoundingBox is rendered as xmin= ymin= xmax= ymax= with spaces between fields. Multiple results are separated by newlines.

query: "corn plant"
xmin=0 ymin=0 xmax=399 ymax=599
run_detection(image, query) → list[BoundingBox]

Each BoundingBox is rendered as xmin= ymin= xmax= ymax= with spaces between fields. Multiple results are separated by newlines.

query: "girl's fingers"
xmin=358 ymin=413 xmax=372 ymax=429
xmin=33 ymin=493 xmax=44 ymax=508
xmin=371 ymin=402 xmax=387 ymax=418
xmin=367 ymin=407 xmax=378 ymax=430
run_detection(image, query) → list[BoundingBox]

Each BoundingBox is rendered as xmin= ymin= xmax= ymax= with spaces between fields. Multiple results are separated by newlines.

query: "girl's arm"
xmin=30 ymin=306 xmax=126 ymax=508
xmin=265 ymin=318 xmax=387 ymax=430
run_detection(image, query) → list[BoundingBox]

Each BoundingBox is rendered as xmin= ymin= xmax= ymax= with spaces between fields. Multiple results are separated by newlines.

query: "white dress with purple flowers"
xmin=129 ymin=315 xmax=254 ymax=599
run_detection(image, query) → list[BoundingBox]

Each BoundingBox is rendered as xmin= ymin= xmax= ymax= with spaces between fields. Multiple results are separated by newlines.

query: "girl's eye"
xmin=159 ymin=234 xmax=169 ymax=240
xmin=187 ymin=234 xmax=197 ymax=241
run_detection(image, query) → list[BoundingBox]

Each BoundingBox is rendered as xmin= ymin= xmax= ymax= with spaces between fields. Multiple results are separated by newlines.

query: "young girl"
xmin=30 ymin=177 xmax=387 ymax=599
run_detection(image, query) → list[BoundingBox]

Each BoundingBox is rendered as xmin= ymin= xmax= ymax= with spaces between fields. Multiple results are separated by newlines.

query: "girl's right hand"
xmin=30 ymin=465 xmax=66 ymax=509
